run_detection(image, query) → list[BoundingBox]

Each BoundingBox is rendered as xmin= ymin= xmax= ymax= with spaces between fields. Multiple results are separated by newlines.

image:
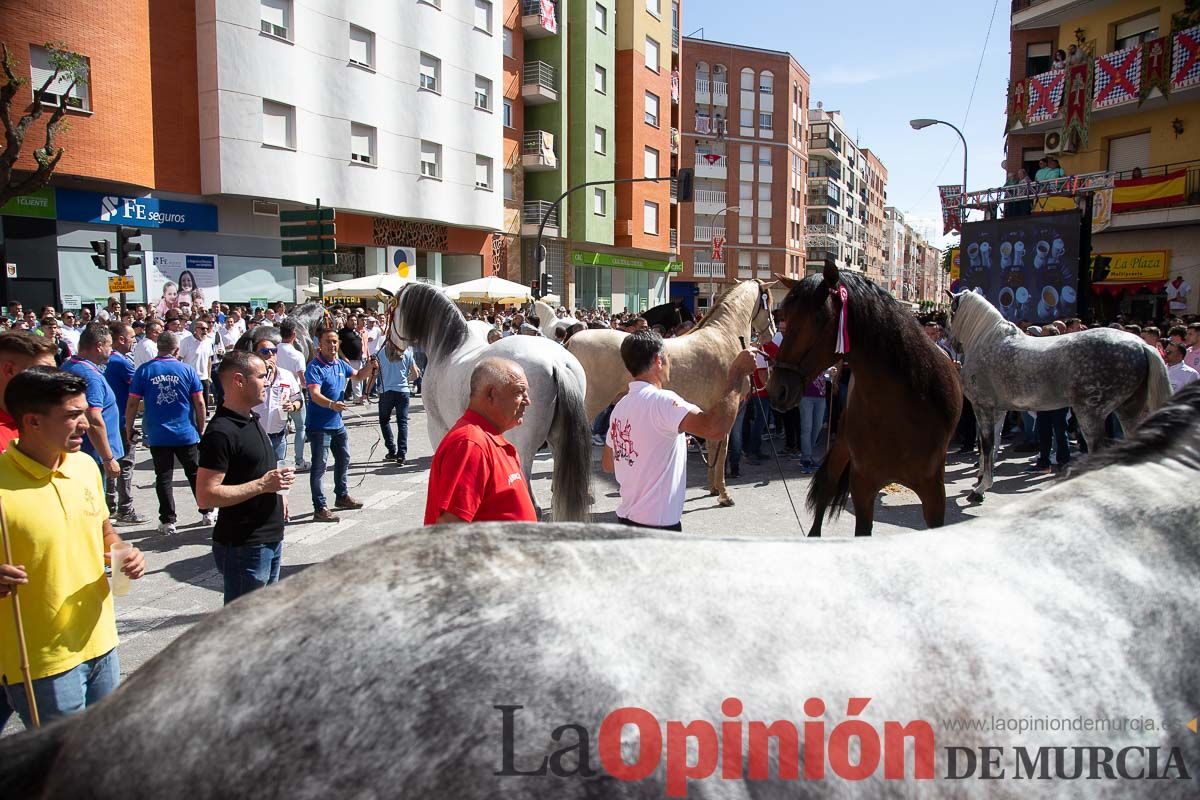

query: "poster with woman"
xmin=147 ymin=252 xmax=220 ymax=317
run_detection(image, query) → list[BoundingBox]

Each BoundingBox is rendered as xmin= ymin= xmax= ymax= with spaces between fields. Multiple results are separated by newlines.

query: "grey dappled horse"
xmin=949 ymin=290 xmax=1172 ymax=502
xmin=386 ymin=282 xmax=591 ymax=522
xmin=4 ymin=386 xmax=1200 ymax=798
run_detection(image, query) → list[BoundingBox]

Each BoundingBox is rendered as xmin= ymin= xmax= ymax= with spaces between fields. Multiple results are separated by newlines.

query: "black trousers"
xmin=150 ymin=444 xmax=210 ymax=523
xmin=1036 ymin=408 xmax=1070 ymax=467
xmin=617 ymin=515 xmax=682 ymax=532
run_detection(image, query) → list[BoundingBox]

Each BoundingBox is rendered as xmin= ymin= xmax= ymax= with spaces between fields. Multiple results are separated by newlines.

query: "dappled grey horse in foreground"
xmin=2 ymin=387 xmax=1200 ymax=797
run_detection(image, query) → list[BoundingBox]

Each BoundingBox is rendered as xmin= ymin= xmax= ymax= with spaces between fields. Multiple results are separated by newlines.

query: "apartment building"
xmin=1006 ymin=0 xmax=1200 ymax=316
xmin=882 ymin=206 xmax=943 ymax=304
xmin=679 ymin=37 xmax=811 ymax=313
xmin=861 ymin=148 xmax=889 ymax=285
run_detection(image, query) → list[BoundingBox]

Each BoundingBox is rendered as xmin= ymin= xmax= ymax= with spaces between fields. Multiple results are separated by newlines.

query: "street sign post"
xmin=279 ymin=199 xmax=337 ymax=300
xmin=108 ymin=275 xmax=136 ymax=294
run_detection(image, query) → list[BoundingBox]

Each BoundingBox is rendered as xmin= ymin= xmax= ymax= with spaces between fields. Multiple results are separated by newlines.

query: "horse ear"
xmin=822 ymin=259 xmax=840 ymax=288
xmin=773 ymin=273 xmax=798 ymax=289
xmin=379 ymin=288 xmax=395 ymax=298
xmin=943 ymin=289 xmax=954 ymax=301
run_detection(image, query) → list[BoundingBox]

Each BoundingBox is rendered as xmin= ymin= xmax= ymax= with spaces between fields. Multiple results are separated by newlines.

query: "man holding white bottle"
xmin=196 ymin=350 xmax=294 ymax=606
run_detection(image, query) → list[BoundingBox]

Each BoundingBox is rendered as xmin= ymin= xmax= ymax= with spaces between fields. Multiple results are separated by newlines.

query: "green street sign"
xmin=280 ymin=222 xmax=335 ymax=238
xmin=281 ymin=238 xmax=337 ymax=252
xmin=280 ymin=207 xmax=336 ymax=223
xmin=282 ymin=252 xmax=338 ymax=267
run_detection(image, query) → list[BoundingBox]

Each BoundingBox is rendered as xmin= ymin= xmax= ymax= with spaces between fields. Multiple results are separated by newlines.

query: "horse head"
xmin=750 ymin=279 xmax=777 ymax=343
xmin=381 ymin=283 xmax=468 ymax=363
xmin=382 ymin=284 xmax=412 ymax=352
xmin=767 ymin=260 xmax=844 ymax=411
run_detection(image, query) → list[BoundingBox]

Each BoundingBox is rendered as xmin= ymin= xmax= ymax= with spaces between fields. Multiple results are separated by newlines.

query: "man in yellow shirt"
xmin=0 ymin=367 xmax=146 ymax=727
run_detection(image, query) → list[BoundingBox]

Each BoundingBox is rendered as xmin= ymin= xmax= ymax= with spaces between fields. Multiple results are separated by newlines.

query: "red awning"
xmin=1091 ymin=281 xmax=1167 ymax=296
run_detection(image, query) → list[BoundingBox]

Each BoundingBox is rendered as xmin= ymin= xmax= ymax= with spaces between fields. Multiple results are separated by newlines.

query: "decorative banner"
xmin=1139 ymin=36 xmax=1172 ymax=104
xmin=539 ymin=0 xmax=557 ymax=33
xmin=1094 ymin=46 xmax=1140 ymax=109
xmin=1112 ymin=170 xmax=1187 ymax=213
xmin=703 ymin=153 xmax=722 ymax=165
xmin=948 ymin=248 xmax=961 ymax=281
xmin=711 ymin=235 xmax=725 ymax=261
xmin=1172 ymin=25 xmax=1200 ymax=90
xmin=939 ymin=185 xmax=963 ymax=234
xmin=1026 ymin=70 xmax=1065 ymax=124
xmin=1063 ymin=61 xmax=1092 ymax=147
xmin=1006 ymin=78 xmax=1028 ymax=130
xmin=1091 ymin=188 xmax=1113 ymax=233
xmin=671 ymin=69 xmax=680 ymax=104
xmin=146 ymin=251 xmax=220 ymax=316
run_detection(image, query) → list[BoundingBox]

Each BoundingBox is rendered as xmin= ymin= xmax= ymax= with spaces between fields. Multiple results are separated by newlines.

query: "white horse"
xmin=949 ymin=290 xmax=1172 ymax=502
xmin=534 ymin=300 xmax=574 ymax=339
xmin=567 ymin=279 xmax=775 ymax=506
xmin=385 ymin=283 xmax=592 ymax=521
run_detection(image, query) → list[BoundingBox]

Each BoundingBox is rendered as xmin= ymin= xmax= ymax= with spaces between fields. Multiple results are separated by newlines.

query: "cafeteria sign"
xmin=1096 ymin=251 xmax=1169 ymax=283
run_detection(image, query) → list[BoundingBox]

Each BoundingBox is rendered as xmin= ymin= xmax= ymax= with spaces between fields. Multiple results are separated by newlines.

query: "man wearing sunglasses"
xmin=249 ymin=330 xmax=302 ymax=460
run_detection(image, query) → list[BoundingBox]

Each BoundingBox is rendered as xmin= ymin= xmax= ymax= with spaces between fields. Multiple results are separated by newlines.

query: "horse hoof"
xmin=718 ymin=497 xmax=735 ymax=507
xmin=707 ymin=489 xmax=719 ymax=497
xmin=967 ymin=491 xmax=985 ymax=504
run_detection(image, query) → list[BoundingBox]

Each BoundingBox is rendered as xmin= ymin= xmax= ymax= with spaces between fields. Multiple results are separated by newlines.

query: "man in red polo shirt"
xmin=424 ymin=357 xmax=537 ymax=524
xmin=0 ymin=332 xmax=59 ymax=451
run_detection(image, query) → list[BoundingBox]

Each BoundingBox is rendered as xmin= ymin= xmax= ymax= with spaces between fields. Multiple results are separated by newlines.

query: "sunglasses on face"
xmin=257 ymin=347 xmax=278 ymax=356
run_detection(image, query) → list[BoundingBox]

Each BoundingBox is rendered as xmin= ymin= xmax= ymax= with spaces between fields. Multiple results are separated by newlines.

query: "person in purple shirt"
xmin=126 ymin=331 xmax=213 ymax=536
xmin=104 ymin=322 xmax=146 ymax=525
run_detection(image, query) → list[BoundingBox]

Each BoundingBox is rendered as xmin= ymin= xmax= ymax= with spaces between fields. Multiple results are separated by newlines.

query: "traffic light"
xmin=676 ymin=167 xmax=694 ymax=203
xmin=541 ymin=272 xmax=553 ymax=298
xmin=531 ymin=278 xmax=540 ymax=296
xmin=90 ymin=239 xmax=110 ymax=272
xmin=116 ymin=226 xmax=143 ymax=274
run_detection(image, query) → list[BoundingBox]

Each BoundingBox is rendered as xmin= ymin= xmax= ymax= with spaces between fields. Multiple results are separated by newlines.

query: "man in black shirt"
xmin=197 ymin=350 xmax=295 ymax=605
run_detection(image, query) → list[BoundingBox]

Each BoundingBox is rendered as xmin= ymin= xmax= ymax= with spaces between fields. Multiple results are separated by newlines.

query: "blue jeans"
xmin=290 ymin=403 xmax=306 ymax=463
xmin=592 ymin=404 xmax=613 ymax=437
xmin=746 ymin=396 xmax=770 ymax=458
xmin=727 ymin=401 xmax=747 ymax=469
xmin=2 ymin=648 xmax=120 ymax=727
xmin=308 ymin=426 xmax=350 ymax=510
xmin=379 ymin=391 xmax=410 ymax=458
xmin=1036 ymin=408 xmax=1070 ymax=467
xmin=268 ymin=431 xmax=287 ymax=461
xmin=212 ymin=541 xmax=283 ymax=605
xmin=800 ymin=395 xmax=827 ymax=462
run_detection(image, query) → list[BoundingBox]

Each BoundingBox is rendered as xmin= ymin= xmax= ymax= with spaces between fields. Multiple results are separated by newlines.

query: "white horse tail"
xmin=548 ymin=366 xmax=592 ymax=522
xmin=1141 ymin=343 xmax=1173 ymax=418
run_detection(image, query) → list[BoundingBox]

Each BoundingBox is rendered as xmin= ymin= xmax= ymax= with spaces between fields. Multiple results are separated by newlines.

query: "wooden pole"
xmin=0 ymin=497 xmax=39 ymax=727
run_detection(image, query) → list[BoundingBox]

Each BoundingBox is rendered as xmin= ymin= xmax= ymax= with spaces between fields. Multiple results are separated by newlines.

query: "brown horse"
xmin=767 ymin=261 xmax=962 ymax=536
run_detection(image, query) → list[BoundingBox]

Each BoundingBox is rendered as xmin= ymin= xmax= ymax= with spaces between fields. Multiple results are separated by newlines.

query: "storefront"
xmin=571 ymin=250 xmax=681 ymax=313
xmin=1091 ymin=249 xmax=1173 ymax=321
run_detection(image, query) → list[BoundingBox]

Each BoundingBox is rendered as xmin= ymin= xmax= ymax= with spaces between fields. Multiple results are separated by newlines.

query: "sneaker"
xmin=157 ymin=522 xmax=177 ymax=536
xmin=1024 ymin=463 xmax=1052 ymax=474
xmin=295 ymin=461 xmax=311 ymax=472
xmin=384 ymin=451 xmax=398 ymax=462
xmin=114 ymin=511 xmax=148 ymax=527
xmin=201 ymin=511 xmax=217 ymax=526
xmin=393 ymin=455 xmax=406 ymax=466
xmin=334 ymin=495 xmax=364 ymax=510
xmin=313 ymin=507 xmax=340 ymax=523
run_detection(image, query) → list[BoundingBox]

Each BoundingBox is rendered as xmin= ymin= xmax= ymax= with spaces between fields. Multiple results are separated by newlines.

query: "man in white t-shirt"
xmin=603 ymin=330 xmax=757 ymax=530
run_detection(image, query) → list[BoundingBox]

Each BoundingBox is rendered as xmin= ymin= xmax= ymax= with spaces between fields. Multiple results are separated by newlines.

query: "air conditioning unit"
xmin=1044 ymin=129 xmax=1076 ymax=154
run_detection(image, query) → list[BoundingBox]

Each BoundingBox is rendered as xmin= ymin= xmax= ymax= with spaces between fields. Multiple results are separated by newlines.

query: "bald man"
xmin=423 ymin=358 xmax=537 ymax=524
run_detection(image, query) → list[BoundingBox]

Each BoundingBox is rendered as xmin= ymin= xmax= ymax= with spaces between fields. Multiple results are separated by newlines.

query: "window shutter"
xmin=349 ymin=26 xmax=372 ymax=65
xmin=350 ymin=124 xmax=371 ymax=158
xmin=261 ymin=0 xmax=288 ymax=28
xmin=1107 ymin=133 xmax=1150 ymax=172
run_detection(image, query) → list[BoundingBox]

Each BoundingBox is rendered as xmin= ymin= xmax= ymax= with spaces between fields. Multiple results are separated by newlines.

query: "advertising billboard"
xmin=146 ymin=252 xmax=220 ymax=317
xmin=959 ymin=211 xmax=1081 ymax=324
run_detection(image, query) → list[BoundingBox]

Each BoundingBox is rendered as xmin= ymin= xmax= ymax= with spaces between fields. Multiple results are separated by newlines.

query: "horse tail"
xmin=807 ymin=455 xmax=851 ymax=520
xmin=0 ymin=718 xmax=68 ymax=796
xmin=548 ymin=366 xmax=592 ymax=522
xmin=1140 ymin=343 xmax=1173 ymax=419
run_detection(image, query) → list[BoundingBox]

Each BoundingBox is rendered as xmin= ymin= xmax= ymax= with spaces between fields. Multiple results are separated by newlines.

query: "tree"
xmin=0 ymin=42 xmax=89 ymax=207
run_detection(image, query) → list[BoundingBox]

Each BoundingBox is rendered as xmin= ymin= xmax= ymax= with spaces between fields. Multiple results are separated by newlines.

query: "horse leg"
xmin=967 ymin=406 xmax=1001 ymax=503
xmin=807 ymin=436 xmax=851 ymax=538
xmin=848 ymin=467 xmax=880 ymax=537
xmin=1076 ymin=410 xmax=1108 ymax=458
xmin=916 ymin=464 xmax=948 ymax=528
xmin=707 ymin=437 xmax=734 ymax=507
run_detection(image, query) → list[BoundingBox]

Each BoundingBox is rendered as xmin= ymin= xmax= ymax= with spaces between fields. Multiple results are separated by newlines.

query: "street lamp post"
xmin=910 ymin=118 xmax=968 ymax=220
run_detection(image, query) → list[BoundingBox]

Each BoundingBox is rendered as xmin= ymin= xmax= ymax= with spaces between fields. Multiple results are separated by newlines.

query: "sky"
xmin=683 ymin=0 xmax=1011 ymax=248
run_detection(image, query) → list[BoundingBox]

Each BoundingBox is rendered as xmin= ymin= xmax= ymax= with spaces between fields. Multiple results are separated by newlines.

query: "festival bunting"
xmin=939 ymin=185 xmax=962 ymax=235
xmin=1007 ymin=78 xmax=1029 ymax=131
xmin=1140 ymin=36 xmax=1172 ymax=104
xmin=1063 ymin=61 xmax=1092 ymax=147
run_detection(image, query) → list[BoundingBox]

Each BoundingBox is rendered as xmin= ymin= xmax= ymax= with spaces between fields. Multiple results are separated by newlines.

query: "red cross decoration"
xmin=1140 ymin=37 xmax=1172 ymax=104
xmin=711 ymin=235 xmax=725 ymax=261
xmin=1064 ymin=62 xmax=1092 ymax=146
xmin=1028 ymin=72 xmax=1065 ymax=118
xmin=1174 ymin=28 xmax=1200 ymax=87
xmin=1007 ymin=78 xmax=1029 ymax=130
xmin=1095 ymin=47 xmax=1139 ymax=106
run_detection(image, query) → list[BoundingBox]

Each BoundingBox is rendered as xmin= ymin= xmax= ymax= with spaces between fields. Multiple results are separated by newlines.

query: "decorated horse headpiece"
xmin=821 ymin=261 xmax=850 ymax=355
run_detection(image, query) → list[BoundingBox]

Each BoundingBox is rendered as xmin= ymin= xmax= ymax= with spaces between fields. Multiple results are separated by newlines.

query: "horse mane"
xmin=397 ymin=282 xmax=468 ymax=362
xmin=692 ymin=280 xmax=755 ymax=333
xmin=1071 ymin=382 xmax=1200 ymax=474
xmin=953 ymin=291 xmax=1018 ymax=350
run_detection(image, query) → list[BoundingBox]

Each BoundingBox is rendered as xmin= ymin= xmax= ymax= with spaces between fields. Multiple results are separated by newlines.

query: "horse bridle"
xmin=769 ymin=284 xmax=846 ymax=377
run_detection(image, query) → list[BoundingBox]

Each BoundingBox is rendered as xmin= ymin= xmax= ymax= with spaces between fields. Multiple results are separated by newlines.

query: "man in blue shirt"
xmin=375 ymin=344 xmax=417 ymax=465
xmin=60 ymin=323 xmax=123 ymax=483
xmin=306 ymin=327 xmax=375 ymax=523
xmin=126 ymin=331 xmax=213 ymax=536
xmin=103 ymin=322 xmax=146 ymax=526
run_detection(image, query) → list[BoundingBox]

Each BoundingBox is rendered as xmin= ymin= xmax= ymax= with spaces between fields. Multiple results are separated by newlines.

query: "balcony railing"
xmin=522 ymin=61 xmax=558 ymax=104
xmin=522 ymin=200 xmax=558 ymax=231
xmin=694 ymin=189 xmax=726 ymax=206
xmin=669 ymin=229 xmax=678 ymax=251
xmin=521 ymin=130 xmax=558 ymax=171
xmin=520 ymin=0 xmax=558 ymax=38
xmin=672 ymin=28 xmax=680 ymax=51
xmin=693 ymin=225 xmax=725 ymax=242
xmin=810 ymin=136 xmax=841 ymax=154
xmin=712 ymin=80 xmax=728 ymax=104
xmin=808 ymin=162 xmax=842 ymax=181
xmin=669 ymin=178 xmax=678 ymax=202
xmin=670 ymin=127 xmax=679 ymax=154
xmin=694 ymin=153 xmax=726 ymax=170
xmin=692 ymin=261 xmax=726 ymax=278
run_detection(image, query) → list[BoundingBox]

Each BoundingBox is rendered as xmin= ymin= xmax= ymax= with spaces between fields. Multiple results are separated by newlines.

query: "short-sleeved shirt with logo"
xmin=424 ymin=410 xmax=537 ymax=524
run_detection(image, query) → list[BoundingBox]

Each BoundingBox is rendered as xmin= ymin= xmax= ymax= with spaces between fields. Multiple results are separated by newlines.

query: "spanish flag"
xmin=1112 ymin=170 xmax=1187 ymax=213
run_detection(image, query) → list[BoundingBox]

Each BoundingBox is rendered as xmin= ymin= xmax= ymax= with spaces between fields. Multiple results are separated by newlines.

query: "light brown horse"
xmin=767 ymin=261 xmax=962 ymax=536
xmin=567 ymin=279 xmax=775 ymax=506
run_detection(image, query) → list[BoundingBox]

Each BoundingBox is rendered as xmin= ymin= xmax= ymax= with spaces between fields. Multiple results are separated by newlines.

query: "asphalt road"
xmin=2 ymin=395 xmax=1059 ymax=735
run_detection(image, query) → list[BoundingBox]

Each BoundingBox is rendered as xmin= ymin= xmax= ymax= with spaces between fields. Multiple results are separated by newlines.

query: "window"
xmin=740 ymin=68 xmax=755 ymax=91
xmin=644 ymin=146 xmax=659 ymax=179
xmin=739 ymin=182 xmax=752 ymax=201
xmin=1107 ymin=132 xmax=1150 ymax=173
xmin=28 ymin=45 xmax=90 ymax=110
xmin=758 ymin=146 xmax=772 ymax=165
xmin=420 ymin=140 xmax=442 ymax=179
xmin=1024 ymin=42 xmax=1053 ymax=75
xmin=474 ymin=0 xmax=493 ymax=33
xmin=350 ymin=122 xmax=376 ymax=164
xmin=739 ymin=145 xmax=753 ymax=163
xmin=1115 ymin=12 xmax=1159 ymax=51
xmin=474 ymin=75 xmax=492 ymax=111
xmin=757 ymin=252 xmax=770 ymax=273
xmin=503 ymin=27 xmax=514 ymax=58
xmin=594 ymin=64 xmax=607 ymax=93
xmin=757 ymin=183 xmax=771 ymax=201
xmin=643 ymin=201 xmax=659 ymax=234
xmin=262 ymin=99 xmax=295 ymax=148
xmin=475 ymin=155 xmax=493 ymax=190
xmin=739 ymin=108 xmax=753 ymax=128
xmin=504 ymin=169 xmax=515 ymax=201
xmin=501 ymin=98 xmax=513 ymax=128
xmin=419 ymin=53 xmax=440 ymax=92
xmin=738 ymin=216 xmax=752 ymax=240
xmin=594 ymin=188 xmax=607 ymax=216
xmin=646 ymin=0 xmax=661 ymax=17
xmin=349 ymin=25 xmax=375 ymax=68
xmin=759 ymin=112 xmax=773 ymax=130
xmin=759 ymin=71 xmax=774 ymax=94
xmin=260 ymin=0 xmax=291 ymax=39
xmin=644 ymin=92 xmax=660 ymax=126
xmin=595 ymin=3 xmax=608 ymax=32
xmin=739 ymin=251 xmax=751 ymax=271
xmin=645 ymin=37 xmax=660 ymax=72
xmin=594 ymin=126 xmax=607 ymax=154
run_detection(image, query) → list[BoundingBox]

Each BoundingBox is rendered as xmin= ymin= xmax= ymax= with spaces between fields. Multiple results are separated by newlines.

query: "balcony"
xmin=695 ymin=79 xmax=710 ymax=105
xmin=669 ymin=229 xmax=678 ymax=252
xmin=694 ymin=152 xmax=727 ymax=178
xmin=521 ymin=130 xmax=558 ymax=172
xmin=522 ymin=61 xmax=558 ymax=105
xmin=522 ymin=200 xmax=558 ymax=237
xmin=669 ymin=178 xmax=678 ymax=203
xmin=672 ymin=28 xmax=680 ymax=53
xmin=810 ymin=136 xmax=841 ymax=154
xmin=808 ymin=162 xmax=842 ymax=181
xmin=1104 ymin=159 xmax=1200 ymax=230
xmin=694 ymin=189 xmax=727 ymax=215
xmin=521 ymin=0 xmax=558 ymax=38
xmin=693 ymin=225 xmax=725 ymax=242
xmin=670 ymin=127 xmax=679 ymax=154
xmin=1011 ymin=0 xmax=1118 ymax=31
xmin=692 ymin=261 xmax=726 ymax=279
xmin=712 ymin=80 xmax=728 ymax=106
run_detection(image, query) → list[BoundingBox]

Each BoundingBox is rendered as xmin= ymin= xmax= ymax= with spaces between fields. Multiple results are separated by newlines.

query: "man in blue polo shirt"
xmin=126 ymin=331 xmax=213 ymax=536
xmin=60 ymin=323 xmax=123 ymax=483
xmin=306 ymin=326 xmax=375 ymax=523
xmin=104 ymin=322 xmax=146 ymax=526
